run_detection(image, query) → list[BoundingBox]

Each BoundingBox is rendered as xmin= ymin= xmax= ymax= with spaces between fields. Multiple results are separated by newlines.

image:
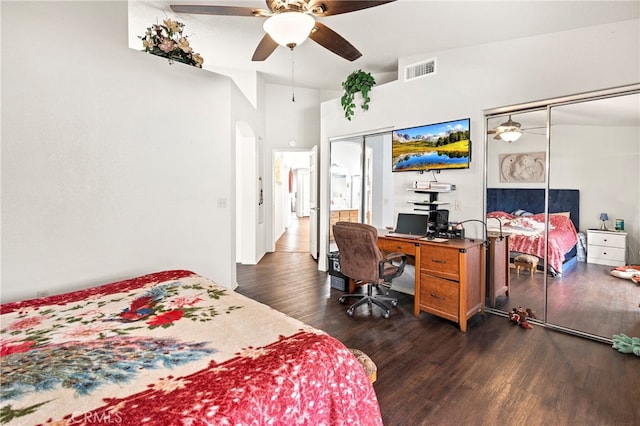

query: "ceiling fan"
xmin=487 ymin=115 xmax=546 ymax=142
xmin=170 ymin=0 xmax=396 ymax=61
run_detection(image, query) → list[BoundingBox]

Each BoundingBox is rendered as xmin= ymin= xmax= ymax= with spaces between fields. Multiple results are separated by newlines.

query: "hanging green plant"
xmin=340 ymin=70 xmax=376 ymax=121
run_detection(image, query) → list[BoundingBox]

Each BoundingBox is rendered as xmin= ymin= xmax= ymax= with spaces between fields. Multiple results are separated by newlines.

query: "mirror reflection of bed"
xmin=486 ymin=188 xmax=581 ymax=323
xmin=485 ymin=88 xmax=640 ymax=341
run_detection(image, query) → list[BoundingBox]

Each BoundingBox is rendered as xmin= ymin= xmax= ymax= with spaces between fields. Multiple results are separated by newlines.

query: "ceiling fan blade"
xmin=307 ymin=0 xmax=396 ymax=17
xmin=169 ymin=5 xmax=270 ymax=17
xmin=252 ymin=34 xmax=279 ymax=61
xmin=309 ymin=22 xmax=361 ymax=61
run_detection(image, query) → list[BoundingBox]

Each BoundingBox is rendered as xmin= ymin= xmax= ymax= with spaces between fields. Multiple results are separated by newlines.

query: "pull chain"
xmin=291 ymin=48 xmax=295 ymax=102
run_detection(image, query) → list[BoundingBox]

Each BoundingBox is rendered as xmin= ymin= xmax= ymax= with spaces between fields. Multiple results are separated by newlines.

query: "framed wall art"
xmin=499 ymin=152 xmax=546 ymax=183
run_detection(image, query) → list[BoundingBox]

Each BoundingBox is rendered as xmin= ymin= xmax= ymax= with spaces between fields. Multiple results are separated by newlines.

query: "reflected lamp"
xmin=498 ymin=129 xmax=522 ymax=142
xmin=599 ymin=213 xmax=608 ymax=230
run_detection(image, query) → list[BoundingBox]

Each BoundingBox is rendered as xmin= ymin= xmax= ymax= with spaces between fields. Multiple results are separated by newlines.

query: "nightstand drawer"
xmin=587 ymin=246 xmax=625 ymax=265
xmin=588 ymin=232 xmax=626 ymax=248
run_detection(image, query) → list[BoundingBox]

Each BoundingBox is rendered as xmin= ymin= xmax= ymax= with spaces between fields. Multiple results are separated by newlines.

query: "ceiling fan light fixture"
xmin=263 ymin=12 xmax=315 ymax=48
xmin=499 ymin=129 xmax=522 ymax=142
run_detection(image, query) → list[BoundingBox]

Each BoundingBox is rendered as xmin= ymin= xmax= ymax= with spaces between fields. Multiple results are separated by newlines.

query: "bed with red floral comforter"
xmin=487 ymin=211 xmax=578 ymax=276
xmin=0 ymin=270 xmax=382 ymax=425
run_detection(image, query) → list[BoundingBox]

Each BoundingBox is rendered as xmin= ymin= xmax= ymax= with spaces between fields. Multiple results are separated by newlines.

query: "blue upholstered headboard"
xmin=486 ymin=188 xmax=580 ymax=232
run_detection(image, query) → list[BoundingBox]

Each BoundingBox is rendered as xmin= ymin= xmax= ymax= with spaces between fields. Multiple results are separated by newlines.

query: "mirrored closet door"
xmin=484 ymin=84 xmax=640 ymax=342
xmin=329 ymin=132 xmax=393 ymax=245
xmin=485 ymin=108 xmax=548 ymax=320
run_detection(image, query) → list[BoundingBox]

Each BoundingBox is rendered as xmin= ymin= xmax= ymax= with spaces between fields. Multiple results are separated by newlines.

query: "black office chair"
xmin=332 ymin=221 xmax=407 ymax=318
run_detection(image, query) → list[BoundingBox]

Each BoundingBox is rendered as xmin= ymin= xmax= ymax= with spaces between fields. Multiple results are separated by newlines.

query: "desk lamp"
xmin=599 ymin=213 xmax=608 ymax=230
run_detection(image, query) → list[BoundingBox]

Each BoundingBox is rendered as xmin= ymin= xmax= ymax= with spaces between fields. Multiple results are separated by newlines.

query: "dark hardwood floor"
xmin=494 ymin=262 xmax=640 ymax=339
xmin=237 ymin=218 xmax=639 ymax=425
xmin=275 ymin=215 xmax=309 ymax=252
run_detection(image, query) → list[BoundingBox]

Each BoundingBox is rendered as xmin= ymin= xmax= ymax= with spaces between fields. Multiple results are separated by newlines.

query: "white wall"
xmin=319 ymin=19 xmax=640 ymax=271
xmin=231 ymin=77 xmax=266 ymax=268
xmin=1 ymin=1 xmax=259 ymax=302
xmin=550 ymin=125 xmax=640 ymax=263
xmin=235 ymin=124 xmax=258 ymax=265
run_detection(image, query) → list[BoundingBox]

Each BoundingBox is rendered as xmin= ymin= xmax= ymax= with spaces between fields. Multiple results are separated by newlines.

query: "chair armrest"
xmin=384 ymin=252 xmax=408 ymax=263
xmin=379 ymin=252 xmax=407 ymax=278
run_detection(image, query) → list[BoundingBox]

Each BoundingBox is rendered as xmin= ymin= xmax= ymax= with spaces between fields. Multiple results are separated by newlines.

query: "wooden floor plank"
xmin=236 ymin=221 xmax=640 ymax=425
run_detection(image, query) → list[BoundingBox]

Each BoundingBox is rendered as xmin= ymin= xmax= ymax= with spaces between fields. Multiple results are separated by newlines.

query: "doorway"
xmin=273 ymin=150 xmax=314 ymax=255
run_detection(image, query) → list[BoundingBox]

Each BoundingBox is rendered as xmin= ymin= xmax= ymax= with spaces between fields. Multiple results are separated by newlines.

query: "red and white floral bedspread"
xmin=487 ymin=212 xmax=578 ymax=275
xmin=0 ymin=270 xmax=382 ymax=425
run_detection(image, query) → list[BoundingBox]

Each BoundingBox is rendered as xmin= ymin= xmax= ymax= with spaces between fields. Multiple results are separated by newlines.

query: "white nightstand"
xmin=586 ymin=229 xmax=627 ymax=267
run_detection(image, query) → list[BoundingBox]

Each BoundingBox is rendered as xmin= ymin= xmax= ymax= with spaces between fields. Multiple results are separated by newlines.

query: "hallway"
xmin=275 ymin=215 xmax=310 ymax=253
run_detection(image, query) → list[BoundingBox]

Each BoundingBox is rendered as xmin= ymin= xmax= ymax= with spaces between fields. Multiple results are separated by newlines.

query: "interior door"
xmin=309 ymin=145 xmax=318 ymax=259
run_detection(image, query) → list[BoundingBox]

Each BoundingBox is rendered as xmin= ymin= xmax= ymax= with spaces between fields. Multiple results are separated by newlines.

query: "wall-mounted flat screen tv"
xmin=392 ymin=118 xmax=471 ymax=172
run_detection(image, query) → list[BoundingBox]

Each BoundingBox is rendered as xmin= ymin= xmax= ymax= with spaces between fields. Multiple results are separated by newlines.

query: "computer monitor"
xmin=429 ymin=209 xmax=449 ymax=230
xmin=394 ymin=213 xmax=429 ymax=236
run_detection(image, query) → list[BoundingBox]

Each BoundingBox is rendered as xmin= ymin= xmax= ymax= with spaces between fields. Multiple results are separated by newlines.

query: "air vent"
xmin=404 ymin=58 xmax=436 ymax=82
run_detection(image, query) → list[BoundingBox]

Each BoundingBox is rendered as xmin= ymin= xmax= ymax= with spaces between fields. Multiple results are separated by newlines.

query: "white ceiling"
xmin=128 ymin=0 xmax=640 ymax=91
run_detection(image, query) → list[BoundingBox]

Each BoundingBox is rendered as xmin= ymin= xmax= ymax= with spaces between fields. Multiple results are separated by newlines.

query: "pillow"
xmin=487 ymin=211 xmax=515 ymax=220
xmin=552 ymin=211 xmax=571 ymax=218
xmin=511 ymin=209 xmax=534 ymax=217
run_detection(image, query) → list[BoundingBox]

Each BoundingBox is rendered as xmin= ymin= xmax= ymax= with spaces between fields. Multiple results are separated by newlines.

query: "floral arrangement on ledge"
xmin=139 ymin=18 xmax=204 ymax=68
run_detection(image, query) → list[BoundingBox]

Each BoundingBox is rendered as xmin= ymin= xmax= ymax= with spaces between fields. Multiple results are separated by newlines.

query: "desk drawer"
xmin=420 ymin=245 xmax=459 ymax=280
xmin=378 ymin=238 xmax=416 ymax=255
xmin=420 ymin=274 xmax=459 ymax=322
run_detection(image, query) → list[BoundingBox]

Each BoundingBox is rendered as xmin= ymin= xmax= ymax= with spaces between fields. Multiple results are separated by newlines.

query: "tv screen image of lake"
xmin=395 ymin=150 xmax=469 ymax=170
xmin=392 ymin=118 xmax=470 ymax=172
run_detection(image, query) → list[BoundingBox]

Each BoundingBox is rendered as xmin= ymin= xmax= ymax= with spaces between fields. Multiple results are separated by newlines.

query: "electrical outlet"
xmin=37 ymin=290 xmax=49 ymax=298
xmin=217 ymin=198 xmax=227 ymax=208
xmin=454 ymin=199 xmax=462 ymax=211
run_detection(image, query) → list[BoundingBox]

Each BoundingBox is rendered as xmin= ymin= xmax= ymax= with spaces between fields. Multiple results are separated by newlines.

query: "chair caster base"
xmin=339 ymin=296 xmax=346 ymax=304
xmin=347 ymin=308 xmax=355 ymax=317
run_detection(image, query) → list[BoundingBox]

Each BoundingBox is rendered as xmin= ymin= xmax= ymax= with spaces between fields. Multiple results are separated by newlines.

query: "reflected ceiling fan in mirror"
xmin=488 ymin=115 xmax=545 ymax=142
xmin=170 ymin=0 xmax=396 ymax=61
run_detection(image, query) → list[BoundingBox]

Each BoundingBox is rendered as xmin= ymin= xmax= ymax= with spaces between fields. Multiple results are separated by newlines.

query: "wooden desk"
xmin=487 ymin=234 xmax=510 ymax=308
xmin=378 ymin=235 xmax=486 ymax=332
